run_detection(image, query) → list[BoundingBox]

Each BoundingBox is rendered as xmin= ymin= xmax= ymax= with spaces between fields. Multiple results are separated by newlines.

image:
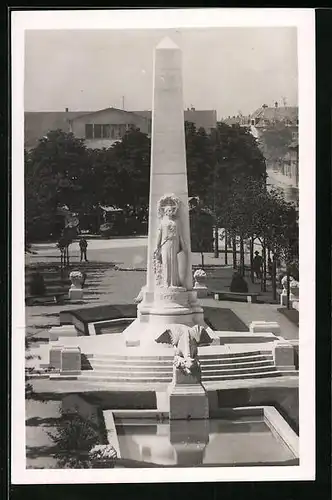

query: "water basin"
xmin=113 ymin=408 xmax=299 ymax=467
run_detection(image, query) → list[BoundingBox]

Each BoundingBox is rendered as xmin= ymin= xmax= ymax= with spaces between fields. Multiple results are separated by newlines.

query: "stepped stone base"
xmin=124 ymin=288 xmax=205 ymax=347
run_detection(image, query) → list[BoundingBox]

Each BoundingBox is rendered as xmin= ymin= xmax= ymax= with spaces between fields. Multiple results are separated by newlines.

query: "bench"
xmin=211 ymin=290 xmax=260 ymax=303
xmin=25 ymin=293 xmax=67 ymax=306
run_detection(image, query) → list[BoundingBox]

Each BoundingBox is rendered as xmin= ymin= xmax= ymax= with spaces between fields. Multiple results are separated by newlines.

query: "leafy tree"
xmin=47 ymin=411 xmax=100 ymax=469
xmin=107 ymin=127 xmax=151 ymax=220
xmin=25 ymin=130 xmax=92 ymax=241
xmin=259 ymin=124 xmax=293 ymax=167
xmin=185 ymin=122 xmax=214 ymax=201
xmin=189 ymin=199 xmax=214 ymax=267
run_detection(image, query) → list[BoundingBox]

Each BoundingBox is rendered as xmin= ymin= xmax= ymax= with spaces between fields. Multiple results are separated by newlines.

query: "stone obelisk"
xmin=124 ymin=37 xmax=204 ymax=347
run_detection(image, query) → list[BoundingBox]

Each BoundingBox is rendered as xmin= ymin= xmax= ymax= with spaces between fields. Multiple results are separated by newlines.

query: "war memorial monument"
xmin=27 ymin=37 xmax=299 ymax=468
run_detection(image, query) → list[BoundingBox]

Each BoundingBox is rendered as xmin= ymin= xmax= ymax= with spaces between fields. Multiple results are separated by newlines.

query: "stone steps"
xmin=85 ymin=350 xmax=272 ymax=362
xmin=87 ymin=353 xmax=274 ymax=368
xmin=77 ymin=369 xmax=287 ymax=383
xmin=88 ymin=359 xmax=275 ymax=373
xmin=84 ymin=364 xmax=277 ymax=379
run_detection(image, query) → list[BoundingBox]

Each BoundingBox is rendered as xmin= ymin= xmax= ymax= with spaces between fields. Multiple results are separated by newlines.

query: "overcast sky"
xmin=24 ymin=27 xmax=298 ymax=119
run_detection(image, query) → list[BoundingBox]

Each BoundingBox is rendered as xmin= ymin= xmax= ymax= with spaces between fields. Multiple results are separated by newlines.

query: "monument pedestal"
xmin=168 ymin=366 xmax=209 ymax=420
xmin=124 ymin=287 xmax=205 ymax=347
xmin=69 ymin=288 xmax=83 ymax=300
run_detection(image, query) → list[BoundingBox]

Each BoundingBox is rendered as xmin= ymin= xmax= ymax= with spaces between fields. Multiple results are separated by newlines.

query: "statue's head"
xmin=157 ymin=194 xmax=181 ymax=219
xmin=164 ymin=205 xmax=176 ymax=218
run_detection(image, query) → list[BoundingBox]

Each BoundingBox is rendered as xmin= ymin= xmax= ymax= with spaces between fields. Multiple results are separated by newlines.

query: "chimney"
xmin=275 ymin=101 xmax=278 ymax=108
xmin=65 ymin=107 xmax=69 ymax=112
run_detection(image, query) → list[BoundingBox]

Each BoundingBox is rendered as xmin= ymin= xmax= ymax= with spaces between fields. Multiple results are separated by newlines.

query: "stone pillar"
xmin=123 ymin=37 xmax=204 ymax=347
xmin=168 ymin=366 xmax=209 ymax=420
xmin=60 ymin=346 xmax=81 ymax=375
xmin=49 ymin=344 xmax=63 ymax=371
xmin=146 ymin=37 xmax=193 ymax=292
xmin=274 ymin=342 xmax=296 ymax=372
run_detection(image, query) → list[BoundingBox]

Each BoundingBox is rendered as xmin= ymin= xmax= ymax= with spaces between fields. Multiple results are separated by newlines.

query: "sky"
xmin=24 ymin=27 xmax=298 ymax=119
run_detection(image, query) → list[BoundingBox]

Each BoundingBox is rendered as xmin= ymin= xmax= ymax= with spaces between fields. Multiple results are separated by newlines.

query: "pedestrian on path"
xmin=79 ymin=237 xmax=88 ymax=262
xmin=253 ymin=251 xmax=262 ymax=280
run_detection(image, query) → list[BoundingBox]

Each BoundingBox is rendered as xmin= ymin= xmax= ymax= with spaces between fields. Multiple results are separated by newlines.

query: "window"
xmin=94 ymin=124 xmax=102 ymax=139
xmin=85 ymin=124 xmax=93 ymax=139
xmin=102 ymin=124 xmax=110 ymax=138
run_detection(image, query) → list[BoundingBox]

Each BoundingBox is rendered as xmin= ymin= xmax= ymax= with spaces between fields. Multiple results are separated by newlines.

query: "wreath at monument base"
xmin=173 ymin=354 xmax=200 ymax=375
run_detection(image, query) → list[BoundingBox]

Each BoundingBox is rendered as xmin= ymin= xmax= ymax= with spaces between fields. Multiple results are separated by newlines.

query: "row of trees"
xmin=217 ymin=175 xmax=298 ymax=298
xmin=25 ymin=120 xmax=298 ymax=287
xmin=25 ymin=122 xmax=266 ymax=242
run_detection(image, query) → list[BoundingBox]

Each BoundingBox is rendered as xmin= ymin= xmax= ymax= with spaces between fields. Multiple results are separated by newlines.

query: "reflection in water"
xmin=115 ymin=416 xmax=297 ymax=466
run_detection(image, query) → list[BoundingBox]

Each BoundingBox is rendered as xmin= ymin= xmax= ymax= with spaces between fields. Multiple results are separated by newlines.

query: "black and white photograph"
xmin=11 ymin=8 xmax=315 ymax=483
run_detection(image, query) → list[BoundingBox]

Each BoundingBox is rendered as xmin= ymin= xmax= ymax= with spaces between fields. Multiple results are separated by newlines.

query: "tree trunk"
xmin=286 ymin=268 xmax=291 ymax=309
xmin=224 ymin=229 xmax=228 ymax=265
xmin=250 ymin=238 xmax=254 ymax=284
xmin=272 ymin=255 xmax=277 ymax=301
xmin=232 ymin=237 xmax=237 ymax=269
xmin=262 ymin=240 xmax=267 ymax=292
xmin=214 ymin=225 xmax=219 ymax=258
xmin=240 ymin=237 xmax=245 ymax=276
xmin=201 ymin=252 xmax=204 ymax=269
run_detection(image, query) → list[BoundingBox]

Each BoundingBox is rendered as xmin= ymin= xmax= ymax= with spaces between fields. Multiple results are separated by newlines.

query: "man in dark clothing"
xmin=230 ymin=272 xmax=248 ymax=293
xmin=79 ymin=237 xmax=88 ymax=262
xmin=253 ymin=251 xmax=263 ymax=279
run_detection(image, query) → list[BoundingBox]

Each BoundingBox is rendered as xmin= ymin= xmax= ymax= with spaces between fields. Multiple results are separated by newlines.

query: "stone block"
xmin=69 ymin=288 xmax=84 ymax=300
xmin=274 ymin=342 xmax=295 ymax=370
xmin=280 ymin=291 xmax=288 ymax=306
xmin=249 ymin=321 xmax=281 ymax=335
xmin=193 ymin=286 xmax=208 ymax=298
xmin=169 ymin=383 xmax=209 ymax=420
xmin=173 ymin=367 xmax=200 ymax=385
xmin=49 ymin=344 xmax=63 ymax=370
xmin=60 ymin=346 xmax=81 ymax=374
xmin=49 ymin=325 xmax=78 ymax=342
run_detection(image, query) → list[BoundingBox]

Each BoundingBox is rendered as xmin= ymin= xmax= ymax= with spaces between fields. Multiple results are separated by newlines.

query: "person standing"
xmin=253 ymin=251 xmax=263 ymax=280
xmin=79 ymin=237 xmax=88 ymax=262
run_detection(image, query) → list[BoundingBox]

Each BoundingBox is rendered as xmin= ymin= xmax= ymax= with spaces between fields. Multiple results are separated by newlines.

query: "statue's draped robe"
xmin=157 ymin=217 xmax=182 ymax=287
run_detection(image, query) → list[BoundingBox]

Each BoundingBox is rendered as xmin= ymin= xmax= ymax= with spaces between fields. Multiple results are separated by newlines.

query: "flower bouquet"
xmin=69 ymin=270 xmax=84 ymax=289
xmin=193 ymin=269 xmax=207 ymax=288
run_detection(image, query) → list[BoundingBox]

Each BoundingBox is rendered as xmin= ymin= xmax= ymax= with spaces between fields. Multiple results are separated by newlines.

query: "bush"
xmin=29 ymin=272 xmax=46 ymax=296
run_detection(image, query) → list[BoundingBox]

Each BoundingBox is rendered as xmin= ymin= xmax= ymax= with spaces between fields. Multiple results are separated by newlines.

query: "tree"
xmin=107 ymin=127 xmax=151 ymax=220
xmin=189 ymin=200 xmax=214 ymax=267
xmin=206 ymin=123 xmax=266 ymax=258
xmin=259 ymin=124 xmax=293 ymax=167
xmin=25 ymin=130 xmax=92 ymax=241
xmin=47 ymin=411 xmax=101 ymax=469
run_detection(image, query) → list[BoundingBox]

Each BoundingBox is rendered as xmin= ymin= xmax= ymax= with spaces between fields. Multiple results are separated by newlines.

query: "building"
xmin=134 ymin=108 xmax=217 ymax=134
xmin=69 ymin=108 xmax=151 ymax=149
xmin=220 ymin=103 xmax=299 ymax=205
xmin=24 ymin=107 xmax=217 ymax=150
xmin=24 ymin=109 xmax=89 ymax=150
xmin=249 ymin=103 xmax=299 ymax=205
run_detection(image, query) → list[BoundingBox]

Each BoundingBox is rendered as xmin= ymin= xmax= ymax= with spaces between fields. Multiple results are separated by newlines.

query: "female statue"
xmin=154 ymin=194 xmax=187 ymax=288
